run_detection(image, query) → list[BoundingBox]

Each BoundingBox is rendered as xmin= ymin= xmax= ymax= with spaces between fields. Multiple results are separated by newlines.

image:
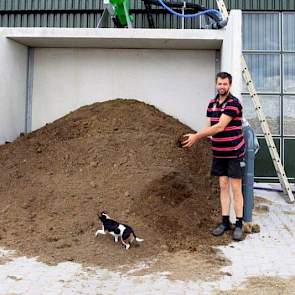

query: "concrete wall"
xmin=221 ymin=10 xmax=242 ymax=99
xmin=0 ymin=35 xmax=27 ymax=143
xmin=32 ymin=48 xmax=217 ymax=132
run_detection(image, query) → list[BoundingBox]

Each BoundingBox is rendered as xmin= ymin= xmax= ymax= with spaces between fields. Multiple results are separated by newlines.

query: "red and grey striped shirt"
xmin=206 ymin=93 xmax=245 ymax=159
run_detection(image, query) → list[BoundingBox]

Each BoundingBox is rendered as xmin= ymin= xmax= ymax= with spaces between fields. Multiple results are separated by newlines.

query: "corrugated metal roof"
xmin=0 ymin=0 xmax=294 ymax=28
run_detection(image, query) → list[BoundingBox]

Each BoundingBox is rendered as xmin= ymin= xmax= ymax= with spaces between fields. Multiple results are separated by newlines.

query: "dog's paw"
xmin=125 ymin=244 xmax=130 ymax=250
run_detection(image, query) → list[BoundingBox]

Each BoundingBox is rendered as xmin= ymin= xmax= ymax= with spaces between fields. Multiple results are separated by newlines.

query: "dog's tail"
xmin=132 ymin=231 xmax=144 ymax=242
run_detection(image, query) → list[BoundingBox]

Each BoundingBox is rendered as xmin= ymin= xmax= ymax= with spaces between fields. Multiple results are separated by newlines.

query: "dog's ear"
xmin=99 ymin=211 xmax=108 ymax=220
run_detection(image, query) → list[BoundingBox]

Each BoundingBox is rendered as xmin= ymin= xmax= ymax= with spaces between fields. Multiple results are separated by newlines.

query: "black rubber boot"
xmin=232 ymin=226 xmax=244 ymax=241
xmin=212 ymin=223 xmax=230 ymax=236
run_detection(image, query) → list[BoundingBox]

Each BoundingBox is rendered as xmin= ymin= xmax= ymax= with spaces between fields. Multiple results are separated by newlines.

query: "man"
xmin=182 ymin=72 xmax=245 ymax=241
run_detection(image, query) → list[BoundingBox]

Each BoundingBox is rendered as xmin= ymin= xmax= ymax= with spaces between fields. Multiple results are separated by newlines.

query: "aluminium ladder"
xmin=241 ymin=56 xmax=294 ymax=203
xmin=217 ymin=0 xmax=294 ymax=203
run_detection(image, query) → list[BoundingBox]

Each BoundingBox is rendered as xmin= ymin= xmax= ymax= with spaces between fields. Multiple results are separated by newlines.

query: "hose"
xmin=157 ymin=0 xmax=222 ymax=19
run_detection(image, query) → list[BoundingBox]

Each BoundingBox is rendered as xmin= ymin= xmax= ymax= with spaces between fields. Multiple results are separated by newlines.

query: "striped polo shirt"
xmin=206 ymin=93 xmax=245 ymax=159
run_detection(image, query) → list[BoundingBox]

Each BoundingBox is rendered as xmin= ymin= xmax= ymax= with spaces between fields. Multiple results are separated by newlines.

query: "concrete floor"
xmin=0 ymin=187 xmax=295 ymax=294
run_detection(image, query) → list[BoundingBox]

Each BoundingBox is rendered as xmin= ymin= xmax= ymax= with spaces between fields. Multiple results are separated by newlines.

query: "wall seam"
xmin=25 ymin=47 xmax=34 ymax=133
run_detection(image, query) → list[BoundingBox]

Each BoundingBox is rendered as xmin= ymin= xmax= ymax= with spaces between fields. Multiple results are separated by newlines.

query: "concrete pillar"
xmin=221 ymin=10 xmax=243 ymax=224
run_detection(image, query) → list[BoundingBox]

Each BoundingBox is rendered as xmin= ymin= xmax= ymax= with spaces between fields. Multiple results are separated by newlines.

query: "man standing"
xmin=182 ymin=72 xmax=245 ymax=241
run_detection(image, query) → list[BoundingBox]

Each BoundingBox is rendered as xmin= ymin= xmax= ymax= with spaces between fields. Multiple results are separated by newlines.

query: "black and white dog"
xmin=95 ymin=212 xmax=144 ymax=250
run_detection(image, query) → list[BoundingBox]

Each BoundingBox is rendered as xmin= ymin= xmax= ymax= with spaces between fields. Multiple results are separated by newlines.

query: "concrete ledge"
xmin=0 ymin=28 xmax=224 ymax=49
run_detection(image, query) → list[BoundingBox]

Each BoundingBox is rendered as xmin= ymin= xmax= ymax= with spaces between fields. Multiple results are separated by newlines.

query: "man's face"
xmin=216 ymin=77 xmax=231 ymax=96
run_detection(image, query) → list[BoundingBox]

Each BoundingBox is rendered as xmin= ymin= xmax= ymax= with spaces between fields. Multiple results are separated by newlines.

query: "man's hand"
xmin=182 ymin=133 xmax=199 ymax=148
xmin=181 ymin=114 xmax=232 ymax=148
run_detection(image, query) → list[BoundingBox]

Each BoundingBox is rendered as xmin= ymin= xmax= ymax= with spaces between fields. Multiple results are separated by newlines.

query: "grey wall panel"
xmin=0 ymin=12 xmax=102 ymax=27
xmin=227 ymin=0 xmax=289 ymax=10
xmin=0 ymin=0 xmax=295 ymax=11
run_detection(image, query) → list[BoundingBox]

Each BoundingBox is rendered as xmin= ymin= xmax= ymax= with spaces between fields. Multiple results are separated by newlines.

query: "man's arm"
xmin=182 ymin=114 xmax=232 ymax=148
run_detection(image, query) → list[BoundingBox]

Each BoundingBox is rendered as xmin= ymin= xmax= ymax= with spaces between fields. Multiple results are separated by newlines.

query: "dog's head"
xmin=98 ymin=211 xmax=111 ymax=221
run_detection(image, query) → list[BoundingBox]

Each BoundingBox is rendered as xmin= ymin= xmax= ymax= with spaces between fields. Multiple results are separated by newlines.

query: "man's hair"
xmin=216 ymin=72 xmax=232 ymax=85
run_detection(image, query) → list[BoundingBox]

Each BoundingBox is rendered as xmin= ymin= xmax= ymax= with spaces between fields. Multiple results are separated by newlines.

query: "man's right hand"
xmin=182 ymin=133 xmax=199 ymax=148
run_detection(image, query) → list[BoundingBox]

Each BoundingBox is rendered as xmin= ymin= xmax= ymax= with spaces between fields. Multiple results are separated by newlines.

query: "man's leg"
xmin=219 ymin=176 xmax=231 ymax=216
xmin=230 ymin=178 xmax=243 ymax=217
xmin=230 ymin=177 xmax=244 ymax=241
xmin=212 ymin=176 xmax=231 ymax=236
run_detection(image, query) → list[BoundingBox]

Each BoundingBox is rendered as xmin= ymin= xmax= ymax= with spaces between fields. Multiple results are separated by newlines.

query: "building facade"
xmin=0 ymin=0 xmax=294 ymax=181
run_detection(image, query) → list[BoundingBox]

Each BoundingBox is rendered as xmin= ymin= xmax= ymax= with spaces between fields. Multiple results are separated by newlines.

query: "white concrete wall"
xmin=32 ymin=48 xmax=216 ymax=131
xmin=0 ymin=20 xmax=242 ymax=143
xmin=221 ymin=10 xmax=242 ymax=99
xmin=0 ymin=36 xmax=27 ymax=143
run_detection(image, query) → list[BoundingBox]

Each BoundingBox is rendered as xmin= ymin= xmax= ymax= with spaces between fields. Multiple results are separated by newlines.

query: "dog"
xmin=95 ymin=212 xmax=144 ymax=250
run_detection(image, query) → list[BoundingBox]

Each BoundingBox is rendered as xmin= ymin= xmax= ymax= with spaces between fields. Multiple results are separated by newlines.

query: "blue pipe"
xmin=157 ymin=0 xmax=222 ymax=19
xmin=242 ymin=126 xmax=257 ymax=223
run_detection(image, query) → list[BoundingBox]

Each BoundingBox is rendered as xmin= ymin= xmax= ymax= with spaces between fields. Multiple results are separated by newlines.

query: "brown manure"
xmin=0 ymin=99 xmax=230 ymax=269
